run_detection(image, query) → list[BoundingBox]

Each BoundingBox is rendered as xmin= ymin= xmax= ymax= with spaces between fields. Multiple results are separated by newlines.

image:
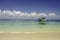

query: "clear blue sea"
xmin=0 ymin=19 xmax=60 ymax=32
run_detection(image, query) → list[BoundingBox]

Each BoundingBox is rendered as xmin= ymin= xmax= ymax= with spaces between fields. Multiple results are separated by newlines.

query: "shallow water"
xmin=0 ymin=19 xmax=60 ymax=32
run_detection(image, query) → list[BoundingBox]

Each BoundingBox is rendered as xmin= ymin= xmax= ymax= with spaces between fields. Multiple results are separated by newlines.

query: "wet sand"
xmin=0 ymin=32 xmax=60 ymax=40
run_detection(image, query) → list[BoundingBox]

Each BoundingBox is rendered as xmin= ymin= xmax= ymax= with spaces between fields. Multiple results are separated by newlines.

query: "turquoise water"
xmin=0 ymin=19 xmax=60 ymax=32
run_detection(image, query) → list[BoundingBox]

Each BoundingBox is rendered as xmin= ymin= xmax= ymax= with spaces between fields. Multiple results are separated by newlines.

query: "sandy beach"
xmin=0 ymin=32 xmax=60 ymax=40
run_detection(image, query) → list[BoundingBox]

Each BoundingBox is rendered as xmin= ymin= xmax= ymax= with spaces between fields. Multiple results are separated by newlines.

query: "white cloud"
xmin=39 ymin=13 xmax=47 ymax=16
xmin=0 ymin=9 xmax=57 ymax=19
xmin=30 ymin=12 xmax=38 ymax=16
xmin=0 ymin=10 xmax=1 ymax=13
xmin=20 ymin=13 xmax=25 ymax=16
xmin=49 ymin=13 xmax=56 ymax=17
xmin=13 ymin=10 xmax=21 ymax=14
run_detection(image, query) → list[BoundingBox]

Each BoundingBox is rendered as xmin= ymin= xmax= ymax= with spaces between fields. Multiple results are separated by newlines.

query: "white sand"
xmin=0 ymin=32 xmax=60 ymax=40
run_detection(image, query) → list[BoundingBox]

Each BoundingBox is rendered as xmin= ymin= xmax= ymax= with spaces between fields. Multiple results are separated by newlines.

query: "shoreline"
xmin=0 ymin=32 xmax=60 ymax=40
xmin=0 ymin=31 xmax=60 ymax=33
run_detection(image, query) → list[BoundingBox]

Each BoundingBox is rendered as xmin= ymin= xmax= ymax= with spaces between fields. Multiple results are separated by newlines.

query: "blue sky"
xmin=0 ymin=0 xmax=60 ymax=19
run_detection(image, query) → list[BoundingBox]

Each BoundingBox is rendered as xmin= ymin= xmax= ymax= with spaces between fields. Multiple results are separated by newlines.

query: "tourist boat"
xmin=39 ymin=17 xmax=46 ymax=24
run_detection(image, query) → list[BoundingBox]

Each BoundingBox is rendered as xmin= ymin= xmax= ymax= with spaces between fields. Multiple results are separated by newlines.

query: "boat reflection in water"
xmin=39 ymin=17 xmax=46 ymax=25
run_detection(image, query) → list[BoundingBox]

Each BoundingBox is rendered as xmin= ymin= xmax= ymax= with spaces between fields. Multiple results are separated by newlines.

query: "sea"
xmin=0 ymin=19 xmax=60 ymax=33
